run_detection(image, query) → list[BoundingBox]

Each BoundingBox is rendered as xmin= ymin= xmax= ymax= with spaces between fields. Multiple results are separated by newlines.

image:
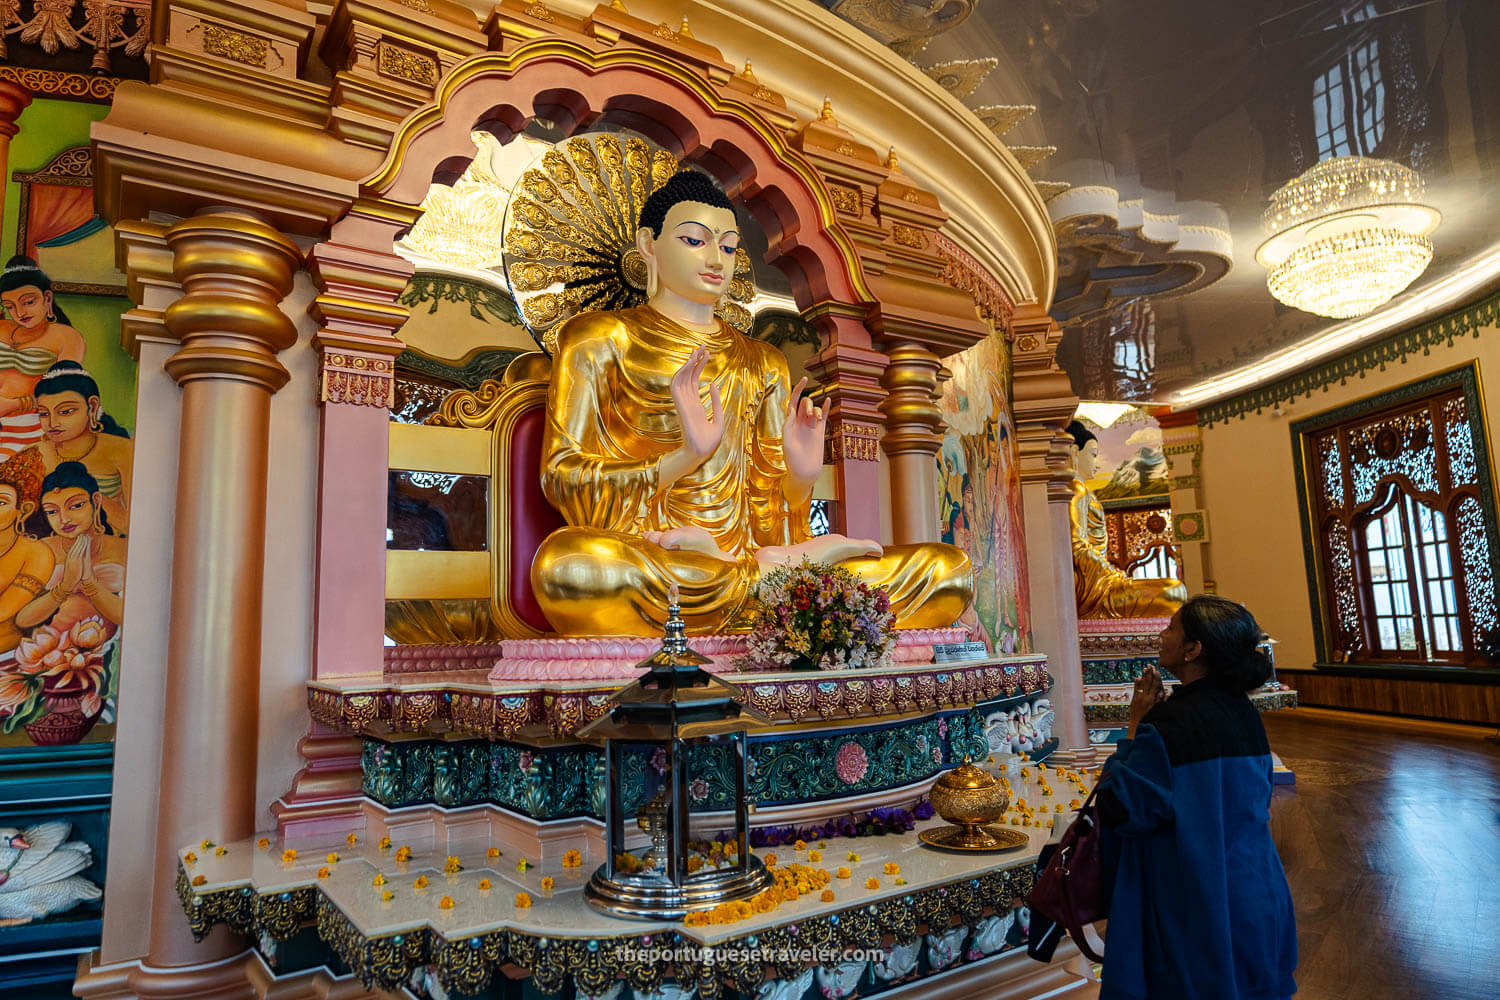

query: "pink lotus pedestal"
xmin=487 ymin=626 xmax=972 ymax=683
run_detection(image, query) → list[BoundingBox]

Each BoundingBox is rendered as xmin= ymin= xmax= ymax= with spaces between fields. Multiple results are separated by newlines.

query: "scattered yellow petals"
xmin=317 ymin=867 xmax=330 ymax=879
xmin=414 ymin=875 xmax=429 ymax=889
xmin=379 ymin=836 xmax=391 ymax=851
xmin=895 ymin=877 xmax=907 ymax=885
xmin=373 ymin=874 xmax=386 ymax=887
xmin=382 ymin=890 xmax=394 ymax=901
xmin=184 ymin=852 xmax=197 ymax=865
xmin=865 ymin=877 xmax=880 ymax=890
xmin=820 ymin=889 xmax=835 ymax=902
xmin=516 ymin=858 xmax=530 ymax=872
xmin=346 ymin=832 xmax=358 ymax=846
xmin=443 ymin=856 xmax=462 ymax=874
xmin=439 ymin=895 xmax=454 ymax=909
xmin=540 ymin=876 xmax=555 ymax=891
xmin=846 ymin=851 xmax=860 ymax=862
xmin=326 ymin=853 xmax=339 ymax=864
xmin=215 ymin=846 xmax=227 ymax=857
xmin=478 ymin=878 xmax=492 ymax=891
xmin=793 ymin=839 xmax=807 ymax=851
xmin=1069 ymin=799 xmax=1082 ymax=809
xmin=191 ymin=874 xmax=206 ymax=886
xmin=808 ymin=850 xmax=821 ymax=862
xmin=836 ymin=867 xmax=851 ymax=879
xmin=818 ymin=841 xmax=826 ymax=849
xmin=515 ymin=892 xmax=532 ymax=908
xmin=256 ymin=837 xmax=269 ymax=850
xmin=282 ymin=848 xmax=298 ymax=863
xmin=998 ymin=763 xmax=1008 ymax=773
xmin=763 ymin=853 xmax=778 ymax=867
xmin=487 ymin=847 xmax=500 ymax=859
xmin=200 ymin=840 xmax=213 ymax=850
xmin=395 ymin=846 xmax=412 ymax=862
xmin=884 ymin=862 xmax=901 ymax=875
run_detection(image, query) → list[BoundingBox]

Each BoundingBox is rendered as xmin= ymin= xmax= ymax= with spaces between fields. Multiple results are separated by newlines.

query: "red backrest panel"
xmin=508 ymin=407 xmax=566 ymax=633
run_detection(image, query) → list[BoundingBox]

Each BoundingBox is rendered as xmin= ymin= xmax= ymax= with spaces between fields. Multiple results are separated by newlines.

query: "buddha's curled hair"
xmin=638 ymin=170 xmax=736 ymax=238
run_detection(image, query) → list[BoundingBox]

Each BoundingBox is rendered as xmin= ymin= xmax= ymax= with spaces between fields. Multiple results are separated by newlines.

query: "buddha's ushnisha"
xmin=531 ymin=171 xmax=973 ymax=635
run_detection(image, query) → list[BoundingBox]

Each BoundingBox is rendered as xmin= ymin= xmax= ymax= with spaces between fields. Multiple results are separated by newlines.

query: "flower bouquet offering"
xmin=0 ymin=616 xmax=117 ymax=745
xmin=741 ymin=560 xmax=895 ymax=671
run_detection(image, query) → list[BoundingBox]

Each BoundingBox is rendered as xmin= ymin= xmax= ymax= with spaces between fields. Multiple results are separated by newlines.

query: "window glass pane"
xmin=1377 ymin=619 xmax=1398 ymax=649
xmin=1372 ymin=584 xmax=1393 ymax=616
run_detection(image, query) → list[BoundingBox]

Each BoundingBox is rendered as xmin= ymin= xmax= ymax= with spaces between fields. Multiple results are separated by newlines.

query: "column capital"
xmin=1008 ymin=304 xmax=1078 ymax=497
xmin=308 ymin=228 xmax=415 ymax=409
xmin=0 ymin=79 xmax=32 ymax=138
xmin=162 ymin=210 xmax=302 ymax=392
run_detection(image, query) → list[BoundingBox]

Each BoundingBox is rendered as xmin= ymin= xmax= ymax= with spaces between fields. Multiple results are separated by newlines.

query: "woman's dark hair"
xmin=1 ymin=255 xmax=72 ymax=327
xmin=638 ymin=171 xmax=736 ymax=238
xmin=1066 ymin=419 xmax=1098 ymax=450
xmin=40 ymin=461 xmax=112 ymax=536
xmin=34 ymin=362 xmax=130 ymax=438
xmin=1179 ymin=594 xmax=1273 ymax=693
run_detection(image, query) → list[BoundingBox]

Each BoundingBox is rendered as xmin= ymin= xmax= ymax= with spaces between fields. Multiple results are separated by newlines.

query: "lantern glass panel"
xmin=678 ymin=733 xmax=747 ymax=880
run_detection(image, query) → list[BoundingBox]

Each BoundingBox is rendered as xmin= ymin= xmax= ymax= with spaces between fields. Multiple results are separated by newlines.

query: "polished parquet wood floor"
xmin=1263 ymin=708 xmax=1500 ymax=1000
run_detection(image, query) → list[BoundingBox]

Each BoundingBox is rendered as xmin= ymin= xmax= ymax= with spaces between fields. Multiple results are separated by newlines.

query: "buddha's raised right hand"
xmin=670 ymin=346 xmax=723 ymax=463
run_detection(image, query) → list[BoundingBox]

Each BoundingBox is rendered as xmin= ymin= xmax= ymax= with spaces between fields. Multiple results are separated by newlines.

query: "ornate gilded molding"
xmin=935 ymin=232 xmax=1015 ymax=332
xmin=829 ymin=420 xmax=881 ymax=462
xmin=321 ymin=351 xmax=396 ymax=406
xmin=1198 ymin=290 xmax=1500 ymax=426
xmin=377 ymin=41 xmax=439 ymax=86
xmin=201 ymin=22 xmax=269 ymax=68
xmin=0 ymin=65 xmax=117 ymax=101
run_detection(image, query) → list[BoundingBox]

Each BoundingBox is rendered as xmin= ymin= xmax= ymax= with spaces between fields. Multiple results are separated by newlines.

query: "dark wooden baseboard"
xmin=1278 ymin=666 xmax=1500 ymax=724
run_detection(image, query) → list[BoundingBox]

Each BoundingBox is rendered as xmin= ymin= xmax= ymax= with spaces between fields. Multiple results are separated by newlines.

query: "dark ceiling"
xmin=907 ymin=0 xmax=1500 ymax=402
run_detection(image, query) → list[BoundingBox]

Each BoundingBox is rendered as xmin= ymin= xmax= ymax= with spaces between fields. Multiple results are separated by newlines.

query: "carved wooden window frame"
xmin=1292 ymin=363 xmax=1500 ymax=669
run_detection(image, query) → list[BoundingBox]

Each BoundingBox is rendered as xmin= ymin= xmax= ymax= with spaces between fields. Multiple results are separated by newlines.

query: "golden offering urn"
xmin=577 ymin=589 xmax=774 ymax=918
xmin=921 ymin=754 xmax=1025 ymax=852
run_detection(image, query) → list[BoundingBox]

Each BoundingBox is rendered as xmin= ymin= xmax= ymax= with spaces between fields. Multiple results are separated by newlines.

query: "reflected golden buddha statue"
xmin=531 ymin=171 xmax=972 ymax=636
xmin=1066 ymin=420 xmax=1185 ymax=619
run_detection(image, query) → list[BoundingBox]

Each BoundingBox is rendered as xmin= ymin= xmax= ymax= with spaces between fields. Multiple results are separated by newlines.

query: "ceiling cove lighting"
xmin=1255 ymin=156 xmax=1440 ymax=319
xmin=1173 ymin=242 xmax=1500 ymax=408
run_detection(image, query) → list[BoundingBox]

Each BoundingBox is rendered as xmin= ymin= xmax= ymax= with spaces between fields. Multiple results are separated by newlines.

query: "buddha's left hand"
xmin=782 ymin=378 xmax=828 ymax=486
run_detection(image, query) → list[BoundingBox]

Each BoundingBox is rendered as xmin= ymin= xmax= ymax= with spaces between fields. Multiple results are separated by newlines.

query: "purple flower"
xmin=689 ymin=777 xmax=709 ymax=803
xmin=913 ymin=800 xmax=936 ymax=820
xmin=937 ymin=718 xmax=949 ymax=739
xmin=649 ymin=746 xmax=668 ymax=775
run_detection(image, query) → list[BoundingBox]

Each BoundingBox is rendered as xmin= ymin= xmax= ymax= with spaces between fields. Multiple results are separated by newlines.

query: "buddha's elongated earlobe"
xmin=646 ymin=267 xmax=658 ymax=299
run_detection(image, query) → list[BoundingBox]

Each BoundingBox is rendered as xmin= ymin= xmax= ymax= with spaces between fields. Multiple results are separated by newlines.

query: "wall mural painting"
xmin=0 ymin=99 xmax=134 ymax=759
xmin=937 ymin=328 xmax=1031 ymax=654
xmin=1075 ymin=405 xmax=1169 ymax=504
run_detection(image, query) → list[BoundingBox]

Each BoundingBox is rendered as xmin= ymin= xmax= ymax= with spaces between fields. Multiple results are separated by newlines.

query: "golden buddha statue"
xmin=1066 ymin=420 xmax=1185 ymax=619
xmin=530 ymin=171 xmax=973 ymax=636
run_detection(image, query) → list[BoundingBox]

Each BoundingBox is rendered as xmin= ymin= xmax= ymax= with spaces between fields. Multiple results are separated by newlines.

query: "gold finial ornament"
xmin=740 ymin=60 xmax=758 ymax=82
xmin=609 ymin=0 xmax=628 ymax=10
xmin=885 ymin=146 xmax=899 ymax=171
xmin=819 ymin=98 xmax=835 ymax=122
xmin=501 ymin=133 xmax=757 ymax=352
xmin=679 ymin=16 xmax=694 ymax=38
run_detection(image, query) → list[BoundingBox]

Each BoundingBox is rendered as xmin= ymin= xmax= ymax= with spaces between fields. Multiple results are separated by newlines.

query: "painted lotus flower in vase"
xmin=3 ymin=617 xmax=117 ymax=744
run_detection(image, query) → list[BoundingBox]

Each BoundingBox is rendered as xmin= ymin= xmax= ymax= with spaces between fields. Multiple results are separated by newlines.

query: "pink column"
xmin=803 ymin=313 xmax=888 ymax=542
xmin=274 ymin=217 xmax=411 ymax=837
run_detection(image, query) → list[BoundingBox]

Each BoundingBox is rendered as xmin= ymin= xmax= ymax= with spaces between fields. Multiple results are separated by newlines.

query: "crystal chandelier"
xmin=1255 ymin=156 xmax=1440 ymax=319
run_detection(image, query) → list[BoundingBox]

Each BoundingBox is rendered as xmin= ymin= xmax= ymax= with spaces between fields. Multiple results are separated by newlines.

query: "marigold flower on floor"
xmin=865 ymin=877 xmax=880 ymax=890
xmin=381 ymin=890 xmax=394 ymax=901
xmin=562 ymin=849 xmax=582 ymax=868
xmin=478 ymin=878 xmax=491 ymax=890
xmin=793 ymin=839 xmax=807 ymax=851
xmin=257 ymin=837 xmax=269 ymax=850
xmin=763 ymin=853 xmax=777 ymax=866
xmin=836 ymin=867 xmax=851 ymax=879
xmin=883 ymin=862 xmax=900 ymax=875
xmin=281 ymin=848 xmax=297 ymax=863
xmin=540 ymin=876 xmax=554 ymax=890
xmin=846 ymin=851 xmax=860 ymax=861
xmin=487 ymin=847 xmax=500 ymax=859
xmin=820 ymin=889 xmax=835 ymax=902
xmin=395 ymin=846 xmax=411 ymax=862
xmin=808 ymin=849 xmax=821 ymax=862
xmin=516 ymin=858 xmax=530 ymax=872
xmin=316 ymin=867 xmax=330 ymax=879
xmin=414 ymin=875 xmax=429 ymax=889
xmin=379 ymin=836 xmax=391 ymax=851
xmin=215 ymin=846 xmax=227 ymax=856
xmin=439 ymin=896 xmax=454 ymax=909
xmin=346 ymin=832 xmax=357 ymax=845
xmin=372 ymin=874 xmax=386 ymax=887
xmin=444 ymin=856 xmax=462 ymax=873
xmin=515 ymin=892 xmax=532 ymax=908
xmin=200 ymin=840 xmax=213 ymax=850
xmin=326 ymin=852 xmax=338 ymax=864
xmin=184 ymin=852 xmax=197 ymax=864
xmin=191 ymin=874 xmax=205 ymax=886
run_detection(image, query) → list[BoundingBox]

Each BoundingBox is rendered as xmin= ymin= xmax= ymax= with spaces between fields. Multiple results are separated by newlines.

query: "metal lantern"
xmin=578 ymin=591 xmax=772 ymax=919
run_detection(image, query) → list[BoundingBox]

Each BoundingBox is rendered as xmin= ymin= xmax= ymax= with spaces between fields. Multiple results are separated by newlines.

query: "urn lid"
xmin=934 ymin=754 xmax=995 ymax=792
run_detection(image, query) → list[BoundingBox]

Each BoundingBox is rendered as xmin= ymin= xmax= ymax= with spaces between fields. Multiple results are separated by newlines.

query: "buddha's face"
xmin=0 ymin=285 xmax=50 ymax=331
xmin=42 ymin=486 xmax=98 ymax=539
xmin=638 ymin=201 xmax=740 ymax=306
xmin=1074 ymin=439 xmax=1099 ymax=481
xmin=0 ymin=484 xmax=29 ymax=533
xmin=37 ymin=391 xmax=95 ymax=445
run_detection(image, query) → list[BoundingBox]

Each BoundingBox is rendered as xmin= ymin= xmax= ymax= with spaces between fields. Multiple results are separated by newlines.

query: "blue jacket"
xmin=1096 ymin=678 xmax=1298 ymax=1000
